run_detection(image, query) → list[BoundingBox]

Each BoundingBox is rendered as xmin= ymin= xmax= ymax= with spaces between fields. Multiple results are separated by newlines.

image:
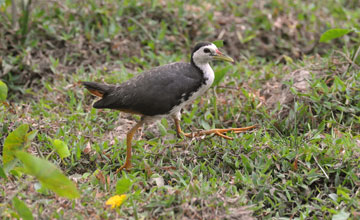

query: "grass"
xmin=1 ymin=0 xmax=360 ymax=219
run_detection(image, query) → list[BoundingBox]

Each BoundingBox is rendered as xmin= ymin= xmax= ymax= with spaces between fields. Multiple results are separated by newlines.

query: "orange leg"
xmin=173 ymin=116 xmax=256 ymax=140
xmin=116 ymin=119 xmax=145 ymax=173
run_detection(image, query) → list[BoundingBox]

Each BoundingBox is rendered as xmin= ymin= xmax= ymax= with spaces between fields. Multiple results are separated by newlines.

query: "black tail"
xmin=81 ymin=81 xmax=115 ymax=97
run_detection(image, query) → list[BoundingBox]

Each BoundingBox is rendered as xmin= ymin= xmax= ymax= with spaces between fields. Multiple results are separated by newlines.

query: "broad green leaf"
xmin=15 ymin=151 xmax=80 ymax=199
xmin=212 ymin=40 xmax=224 ymax=48
xmin=12 ymin=197 xmax=34 ymax=220
xmin=213 ymin=65 xmax=231 ymax=86
xmin=4 ymin=159 xmax=19 ymax=174
xmin=0 ymin=80 xmax=8 ymax=101
xmin=53 ymin=139 xmax=70 ymax=159
xmin=26 ymin=130 xmax=38 ymax=143
xmin=3 ymin=124 xmax=29 ymax=166
xmin=116 ymin=176 xmax=132 ymax=195
xmin=3 ymin=125 xmax=37 ymax=169
xmin=319 ymin=28 xmax=352 ymax=43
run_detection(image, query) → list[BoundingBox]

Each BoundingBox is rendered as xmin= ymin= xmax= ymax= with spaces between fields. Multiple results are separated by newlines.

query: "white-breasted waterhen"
xmin=82 ymin=42 xmax=256 ymax=172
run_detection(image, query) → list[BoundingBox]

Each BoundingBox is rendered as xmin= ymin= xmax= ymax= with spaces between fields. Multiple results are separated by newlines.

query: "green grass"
xmin=1 ymin=0 xmax=360 ymax=219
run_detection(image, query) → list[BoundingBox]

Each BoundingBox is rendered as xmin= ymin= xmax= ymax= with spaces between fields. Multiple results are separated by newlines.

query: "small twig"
xmin=313 ymin=156 xmax=329 ymax=180
xmin=33 ymin=142 xmax=44 ymax=158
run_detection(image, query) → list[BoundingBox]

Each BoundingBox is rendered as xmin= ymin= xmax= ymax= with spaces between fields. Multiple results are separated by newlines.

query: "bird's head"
xmin=191 ymin=42 xmax=234 ymax=66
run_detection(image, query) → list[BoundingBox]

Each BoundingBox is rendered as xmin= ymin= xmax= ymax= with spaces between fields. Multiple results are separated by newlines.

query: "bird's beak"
xmin=213 ymin=49 xmax=234 ymax=63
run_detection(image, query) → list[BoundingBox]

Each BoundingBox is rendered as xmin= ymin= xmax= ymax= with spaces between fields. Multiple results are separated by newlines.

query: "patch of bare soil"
xmin=256 ymin=54 xmax=360 ymax=134
xmin=260 ymin=69 xmax=311 ymax=118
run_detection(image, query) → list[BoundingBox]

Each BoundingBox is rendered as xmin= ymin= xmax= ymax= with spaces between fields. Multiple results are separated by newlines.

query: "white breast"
xmin=169 ymin=63 xmax=214 ymax=119
xmin=186 ymin=63 xmax=214 ymax=102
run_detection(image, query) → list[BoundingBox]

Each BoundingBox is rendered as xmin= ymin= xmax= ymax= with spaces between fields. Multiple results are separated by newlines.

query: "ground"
xmin=0 ymin=0 xmax=360 ymax=219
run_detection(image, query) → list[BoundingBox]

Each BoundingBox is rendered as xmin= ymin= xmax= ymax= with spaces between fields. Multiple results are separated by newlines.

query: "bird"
xmin=82 ymin=42 xmax=256 ymax=172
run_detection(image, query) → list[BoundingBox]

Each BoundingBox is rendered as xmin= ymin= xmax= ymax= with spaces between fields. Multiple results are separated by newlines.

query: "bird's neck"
xmin=192 ymin=62 xmax=215 ymax=86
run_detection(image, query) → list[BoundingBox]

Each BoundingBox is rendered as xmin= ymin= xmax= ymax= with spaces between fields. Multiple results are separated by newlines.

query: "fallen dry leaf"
xmin=83 ymin=142 xmax=92 ymax=154
xmin=95 ymin=170 xmax=106 ymax=185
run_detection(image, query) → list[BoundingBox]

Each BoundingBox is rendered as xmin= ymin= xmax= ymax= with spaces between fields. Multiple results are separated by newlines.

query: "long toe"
xmin=116 ymin=162 xmax=132 ymax=173
xmin=181 ymin=125 xmax=257 ymax=140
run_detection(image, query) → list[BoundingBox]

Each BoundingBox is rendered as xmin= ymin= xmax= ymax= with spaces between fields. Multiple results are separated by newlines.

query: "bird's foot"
xmin=182 ymin=125 xmax=257 ymax=140
xmin=115 ymin=162 xmax=132 ymax=173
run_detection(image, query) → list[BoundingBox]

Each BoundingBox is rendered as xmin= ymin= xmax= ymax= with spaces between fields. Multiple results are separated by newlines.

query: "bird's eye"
xmin=203 ymin=48 xmax=210 ymax=53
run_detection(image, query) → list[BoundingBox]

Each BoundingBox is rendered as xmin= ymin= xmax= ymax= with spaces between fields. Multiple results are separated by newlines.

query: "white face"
xmin=192 ymin=43 xmax=219 ymax=65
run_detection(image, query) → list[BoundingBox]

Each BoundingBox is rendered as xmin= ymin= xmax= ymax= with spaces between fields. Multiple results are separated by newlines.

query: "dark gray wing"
xmin=94 ymin=62 xmax=204 ymax=116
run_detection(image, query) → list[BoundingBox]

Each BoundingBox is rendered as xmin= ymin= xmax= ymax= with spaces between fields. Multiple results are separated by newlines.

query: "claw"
xmin=214 ymin=131 xmax=233 ymax=140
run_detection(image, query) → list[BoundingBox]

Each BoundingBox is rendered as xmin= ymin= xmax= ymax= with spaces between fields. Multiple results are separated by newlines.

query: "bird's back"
xmin=93 ymin=62 xmax=205 ymax=116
